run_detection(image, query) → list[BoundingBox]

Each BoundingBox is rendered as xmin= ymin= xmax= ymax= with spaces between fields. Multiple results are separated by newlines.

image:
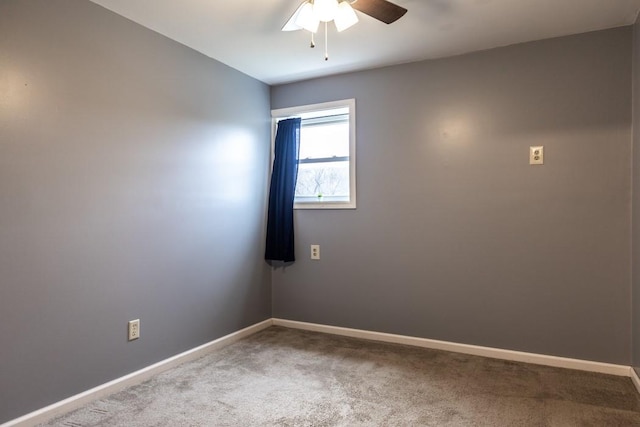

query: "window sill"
xmin=294 ymin=201 xmax=356 ymax=210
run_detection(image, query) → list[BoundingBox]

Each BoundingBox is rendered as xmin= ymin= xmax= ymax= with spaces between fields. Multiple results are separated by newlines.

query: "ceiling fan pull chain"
xmin=310 ymin=32 xmax=315 ymax=48
xmin=324 ymin=21 xmax=329 ymax=61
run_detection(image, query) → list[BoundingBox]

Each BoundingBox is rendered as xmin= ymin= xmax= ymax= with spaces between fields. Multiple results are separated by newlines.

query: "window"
xmin=272 ymin=99 xmax=356 ymax=209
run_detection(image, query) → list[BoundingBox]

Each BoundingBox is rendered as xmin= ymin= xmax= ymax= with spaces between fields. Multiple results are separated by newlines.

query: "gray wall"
xmin=0 ymin=0 xmax=271 ymax=422
xmin=632 ymin=13 xmax=640 ymax=376
xmin=271 ymin=27 xmax=633 ymax=365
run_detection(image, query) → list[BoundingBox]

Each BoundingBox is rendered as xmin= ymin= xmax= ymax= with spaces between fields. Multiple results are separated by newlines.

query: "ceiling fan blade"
xmin=350 ymin=0 xmax=407 ymax=24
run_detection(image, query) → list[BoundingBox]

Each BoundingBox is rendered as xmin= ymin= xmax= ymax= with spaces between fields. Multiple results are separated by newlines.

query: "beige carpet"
xmin=41 ymin=326 xmax=640 ymax=426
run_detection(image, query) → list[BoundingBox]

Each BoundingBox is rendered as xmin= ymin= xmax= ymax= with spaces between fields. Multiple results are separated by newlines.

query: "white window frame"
xmin=271 ymin=99 xmax=356 ymax=210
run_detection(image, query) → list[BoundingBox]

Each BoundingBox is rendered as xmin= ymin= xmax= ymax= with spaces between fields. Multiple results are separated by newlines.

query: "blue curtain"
xmin=265 ymin=118 xmax=301 ymax=262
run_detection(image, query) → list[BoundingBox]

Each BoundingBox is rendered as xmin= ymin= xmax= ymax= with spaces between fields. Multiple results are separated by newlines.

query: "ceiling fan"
xmin=282 ymin=0 xmax=408 ymax=60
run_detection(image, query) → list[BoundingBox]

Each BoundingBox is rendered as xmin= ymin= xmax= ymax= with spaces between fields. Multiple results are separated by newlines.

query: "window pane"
xmin=295 ymin=161 xmax=349 ymax=201
xmin=299 ymin=121 xmax=349 ymax=160
xmin=272 ymin=99 xmax=355 ymax=209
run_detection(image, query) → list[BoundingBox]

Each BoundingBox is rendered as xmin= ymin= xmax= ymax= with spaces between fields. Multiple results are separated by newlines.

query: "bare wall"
xmin=0 ymin=0 xmax=271 ymax=422
xmin=632 ymin=13 xmax=640 ymax=375
xmin=271 ymin=27 xmax=633 ymax=365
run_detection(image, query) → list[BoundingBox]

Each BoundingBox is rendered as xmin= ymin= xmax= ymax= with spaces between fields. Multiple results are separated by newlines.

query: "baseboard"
xmin=631 ymin=367 xmax=640 ymax=395
xmin=4 ymin=318 xmax=636 ymax=426
xmin=272 ymin=318 xmax=630 ymax=377
xmin=2 ymin=319 xmax=273 ymax=427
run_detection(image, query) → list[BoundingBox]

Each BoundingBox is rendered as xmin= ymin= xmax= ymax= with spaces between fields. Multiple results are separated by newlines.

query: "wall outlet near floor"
xmin=311 ymin=245 xmax=320 ymax=260
xmin=128 ymin=319 xmax=140 ymax=341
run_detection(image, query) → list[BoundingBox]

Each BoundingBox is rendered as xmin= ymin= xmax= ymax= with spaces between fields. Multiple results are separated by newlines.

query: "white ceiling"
xmin=89 ymin=0 xmax=640 ymax=85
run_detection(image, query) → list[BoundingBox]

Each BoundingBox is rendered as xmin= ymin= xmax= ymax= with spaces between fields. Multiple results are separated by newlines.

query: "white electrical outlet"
xmin=310 ymin=245 xmax=320 ymax=260
xmin=128 ymin=319 xmax=140 ymax=341
xmin=530 ymin=146 xmax=544 ymax=165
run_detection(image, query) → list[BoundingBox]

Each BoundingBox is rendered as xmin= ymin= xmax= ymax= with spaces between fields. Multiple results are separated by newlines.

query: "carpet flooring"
xmin=40 ymin=326 xmax=640 ymax=426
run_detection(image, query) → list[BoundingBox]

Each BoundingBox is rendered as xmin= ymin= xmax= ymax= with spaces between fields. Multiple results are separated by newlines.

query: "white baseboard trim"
xmin=2 ymin=319 xmax=273 ymax=427
xmin=272 ymin=318 xmax=630 ymax=377
xmin=631 ymin=367 xmax=640 ymax=395
xmin=4 ymin=317 xmax=637 ymax=426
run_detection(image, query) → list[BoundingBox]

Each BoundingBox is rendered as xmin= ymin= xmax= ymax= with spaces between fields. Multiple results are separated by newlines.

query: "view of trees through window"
xmin=295 ymin=113 xmax=350 ymax=203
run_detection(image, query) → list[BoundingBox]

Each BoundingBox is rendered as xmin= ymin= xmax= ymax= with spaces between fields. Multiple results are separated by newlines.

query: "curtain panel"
xmin=265 ymin=117 xmax=301 ymax=262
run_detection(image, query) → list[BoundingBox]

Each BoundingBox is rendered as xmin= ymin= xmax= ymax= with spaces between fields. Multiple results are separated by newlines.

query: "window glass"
xmin=272 ymin=100 xmax=356 ymax=209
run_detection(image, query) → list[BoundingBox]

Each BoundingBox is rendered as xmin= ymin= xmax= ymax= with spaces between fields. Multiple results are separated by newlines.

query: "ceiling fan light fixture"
xmin=334 ymin=1 xmax=359 ymax=32
xmin=282 ymin=2 xmax=305 ymax=31
xmin=283 ymin=0 xmax=408 ymax=61
xmin=313 ymin=0 xmax=340 ymax=22
xmin=295 ymin=1 xmax=320 ymax=32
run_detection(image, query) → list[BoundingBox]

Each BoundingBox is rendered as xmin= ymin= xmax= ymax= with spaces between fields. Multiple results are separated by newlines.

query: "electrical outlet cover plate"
xmin=128 ymin=319 xmax=140 ymax=341
xmin=530 ymin=146 xmax=544 ymax=165
xmin=311 ymin=245 xmax=320 ymax=260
